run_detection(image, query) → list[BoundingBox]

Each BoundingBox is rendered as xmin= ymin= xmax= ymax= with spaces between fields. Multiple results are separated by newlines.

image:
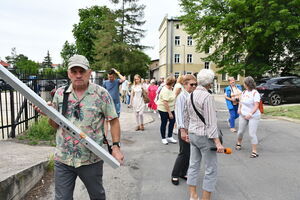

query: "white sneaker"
xmin=153 ymin=110 xmax=157 ymax=113
xmin=162 ymin=139 xmax=168 ymax=145
xmin=166 ymin=137 xmax=177 ymax=143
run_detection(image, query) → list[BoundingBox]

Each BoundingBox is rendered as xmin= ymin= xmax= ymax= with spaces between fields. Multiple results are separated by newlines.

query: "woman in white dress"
xmin=130 ymin=74 xmax=146 ymax=131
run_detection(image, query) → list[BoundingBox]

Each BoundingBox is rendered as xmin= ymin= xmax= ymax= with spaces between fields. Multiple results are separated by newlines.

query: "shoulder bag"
xmin=190 ymin=92 xmax=223 ymax=144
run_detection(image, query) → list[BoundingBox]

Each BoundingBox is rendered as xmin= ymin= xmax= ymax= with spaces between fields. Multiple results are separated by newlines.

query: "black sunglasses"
xmin=73 ymin=104 xmax=81 ymax=120
xmin=189 ymin=83 xmax=197 ymax=87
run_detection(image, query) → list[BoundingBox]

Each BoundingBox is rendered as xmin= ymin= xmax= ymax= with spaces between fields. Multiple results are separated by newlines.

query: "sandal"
xmin=140 ymin=124 xmax=144 ymax=131
xmin=135 ymin=126 xmax=140 ymax=131
xmin=171 ymin=177 xmax=179 ymax=185
xmin=235 ymin=144 xmax=242 ymax=151
xmin=250 ymin=152 xmax=259 ymax=158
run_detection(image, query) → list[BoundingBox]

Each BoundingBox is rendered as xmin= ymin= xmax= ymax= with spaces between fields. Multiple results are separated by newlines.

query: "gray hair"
xmin=244 ymin=76 xmax=256 ymax=90
xmin=197 ymin=69 xmax=215 ymax=87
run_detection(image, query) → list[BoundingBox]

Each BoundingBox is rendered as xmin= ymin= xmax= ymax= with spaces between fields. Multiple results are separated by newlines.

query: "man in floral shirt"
xmin=46 ymin=55 xmax=124 ymax=200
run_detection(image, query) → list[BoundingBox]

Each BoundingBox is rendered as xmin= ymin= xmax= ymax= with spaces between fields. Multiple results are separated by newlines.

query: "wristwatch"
xmin=112 ymin=142 xmax=121 ymax=148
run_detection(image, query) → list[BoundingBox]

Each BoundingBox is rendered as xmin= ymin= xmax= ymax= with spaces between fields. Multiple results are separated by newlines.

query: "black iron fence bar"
xmin=10 ymin=99 xmax=26 ymax=137
xmin=0 ymin=91 xmax=4 ymax=139
xmin=9 ymin=90 xmax=15 ymax=138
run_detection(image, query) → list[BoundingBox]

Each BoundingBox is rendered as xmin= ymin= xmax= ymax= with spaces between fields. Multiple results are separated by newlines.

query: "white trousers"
xmin=237 ymin=115 xmax=260 ymax=144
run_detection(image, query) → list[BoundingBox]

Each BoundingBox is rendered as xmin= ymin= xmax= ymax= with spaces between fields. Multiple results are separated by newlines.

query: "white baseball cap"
xmin=68 ymin=55 xmax=90 ymax=70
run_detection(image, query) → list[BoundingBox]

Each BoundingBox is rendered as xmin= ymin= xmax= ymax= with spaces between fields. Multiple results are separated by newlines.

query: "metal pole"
xmin=0 ymin=65 xmax=120 ymax=169
xmin=183 ymin=44 xmax=186 ymax=75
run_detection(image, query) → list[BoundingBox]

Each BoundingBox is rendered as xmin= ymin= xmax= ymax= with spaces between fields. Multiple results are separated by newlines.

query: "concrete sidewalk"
xmin=0 ymin=106 xmax=154 ymax=200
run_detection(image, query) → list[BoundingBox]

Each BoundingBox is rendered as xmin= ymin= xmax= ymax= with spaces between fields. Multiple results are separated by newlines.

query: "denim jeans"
xmin=158 ymin=110 xmax=175 ymax=139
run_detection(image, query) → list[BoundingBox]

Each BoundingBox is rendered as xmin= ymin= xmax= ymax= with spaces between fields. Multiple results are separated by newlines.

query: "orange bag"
xmin=258 ymin=100 xmax=264 ymax=114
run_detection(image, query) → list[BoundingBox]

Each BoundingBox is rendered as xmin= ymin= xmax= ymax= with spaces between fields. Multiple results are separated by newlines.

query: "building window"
xmin=234 ymin=75 xmax=240 ymax=81
xmin=187 ymin=36 xmax=193 ymax=46
xmin=174 ymin=54 xmax=180 ymax=63
xmin=174 ymin=72 xmax=180 ymax=79
xmin=222 ymin=73 xmax=228 ymax=81
xmin=187 ymin=54 xmax=192 ymax=63
xmin=204 ymin=62 xmax=210 ymax=69
xmin=175 ymin=36 xmax=180 ymax=46
xmin=176 ymin=24 xmax=180 ymax=29
xmin=186 ymin=71 xmax=192 ymax=75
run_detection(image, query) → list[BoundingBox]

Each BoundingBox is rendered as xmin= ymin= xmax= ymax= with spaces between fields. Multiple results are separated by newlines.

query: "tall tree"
xmin=180 ymin=0 xmax=300 ymax=79
xmin=60 ymin=41 xmax=77 ymax=67
xmin=42 ymin=50 xmax=52 ymax=68
xmin=110 ymin=0 xmax=147 ymax=49
xmin=73 ymin=6 xmax=112 ymax=64
xmin=92 ymin=6 xmax=150 ymax=76
xmin=5 ymin=47 xmax=18 ymax=66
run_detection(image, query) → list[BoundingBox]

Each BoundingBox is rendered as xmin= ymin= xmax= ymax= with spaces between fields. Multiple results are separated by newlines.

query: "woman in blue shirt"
xmin=224 ymin=77 xmax=242 ymax=132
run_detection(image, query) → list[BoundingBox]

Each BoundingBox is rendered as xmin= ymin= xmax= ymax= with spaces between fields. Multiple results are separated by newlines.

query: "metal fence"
xmin=0 ymin=75 xmax=104 ymax=140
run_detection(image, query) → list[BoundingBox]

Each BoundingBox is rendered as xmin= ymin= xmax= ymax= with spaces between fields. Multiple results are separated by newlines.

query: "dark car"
xmin=256 ymin=76 xmax=300 ymax=106
xmin=39 ymin=80 xmax=56 ymax=91
xmin=0 ymin=79 xmax=13 ymax=91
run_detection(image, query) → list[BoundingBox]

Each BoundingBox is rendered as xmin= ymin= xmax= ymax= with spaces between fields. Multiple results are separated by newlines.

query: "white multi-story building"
xmin=156 ymin=16 xmax=244 ymax=91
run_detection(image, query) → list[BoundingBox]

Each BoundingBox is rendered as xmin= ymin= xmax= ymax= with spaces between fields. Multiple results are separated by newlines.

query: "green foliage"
xmin=15 ymin=56 xmax=39 ymax=75
xmin=42 ymin=50 xmax=53 ymax=68
xmin=180 ymin=0 xmax=300 ymax=79
xmin=54 ymin=66 xmax=68 ymax=78
xmin=92 ymin=6 xmax=150 ymax=77
xmin=73 ymin=6 xmax=112 ymax=64
xmin=110 ymin=0 xmax=147 ymax=49
xmin=60 ymin=41 xmax=77 ymax=67
xmin=19 ymin=116 xmax=56 ymax=145
xmin=73 ymin=3 xmax=149 ymax=77
xmin=47 ymin=154 xmax=55 ymax=171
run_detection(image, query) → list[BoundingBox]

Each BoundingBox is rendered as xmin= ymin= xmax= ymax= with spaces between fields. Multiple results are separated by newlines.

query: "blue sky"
xmin=0 ymin=0 xmax=181 ymax=64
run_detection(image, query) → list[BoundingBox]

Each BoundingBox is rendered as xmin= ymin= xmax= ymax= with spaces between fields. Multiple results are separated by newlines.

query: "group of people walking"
xmin=35 ymin=54 xmax=261 ymax=200
xmin=108 ymin=69 xmax=262 ymax=200
xmin=151 ymin=71 xmax=262 ymax=200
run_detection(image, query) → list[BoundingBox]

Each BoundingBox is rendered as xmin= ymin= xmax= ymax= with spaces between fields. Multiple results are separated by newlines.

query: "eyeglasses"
xmin=73 ymin=104 xmax=81 ymax=120
xmin=189 ymin=83 xmax=197 ymax=87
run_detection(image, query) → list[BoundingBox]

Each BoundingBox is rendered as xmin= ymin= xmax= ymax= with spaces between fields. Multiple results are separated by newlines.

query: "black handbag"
xmin=190 ymin=92 xmax=223 ymax=144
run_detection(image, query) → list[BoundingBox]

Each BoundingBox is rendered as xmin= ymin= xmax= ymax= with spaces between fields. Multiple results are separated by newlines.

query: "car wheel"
xmin=269 ymin=93 xmax=282 ymax=106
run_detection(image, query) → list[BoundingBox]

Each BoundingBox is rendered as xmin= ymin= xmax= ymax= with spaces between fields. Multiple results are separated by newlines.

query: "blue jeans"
xmin=229 ymin=105 xmax=239 ymax=128
xmin=158 ymin=110 xmax=175 ymax=139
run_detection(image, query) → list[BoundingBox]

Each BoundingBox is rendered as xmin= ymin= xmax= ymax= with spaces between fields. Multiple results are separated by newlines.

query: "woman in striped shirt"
xmin=184 ymin=69 xmax=224 ymax=200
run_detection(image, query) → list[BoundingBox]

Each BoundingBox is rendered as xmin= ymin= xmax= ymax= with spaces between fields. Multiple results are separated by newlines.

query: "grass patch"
xmin=17 ymin=116 xmax=56 ymax=145
xmin=47 ymin=154 xmax=55 ymax=171
xmin=264 ymin=105 xmax=300 ymax=120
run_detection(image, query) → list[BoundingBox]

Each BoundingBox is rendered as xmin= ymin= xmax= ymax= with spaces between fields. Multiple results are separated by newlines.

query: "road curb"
xmin=0 ymin=161 xmax=48 ymax=200
xmin=262 ymin=115 xmax=300 ymax=124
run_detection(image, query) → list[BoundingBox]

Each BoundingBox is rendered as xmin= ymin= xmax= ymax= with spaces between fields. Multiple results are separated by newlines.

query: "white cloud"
xmin=0 ymin=0 xmax=181 ymax=63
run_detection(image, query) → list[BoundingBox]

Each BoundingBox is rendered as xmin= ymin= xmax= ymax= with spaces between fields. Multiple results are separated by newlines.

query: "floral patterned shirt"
xmin=52 ymin=83 xmax=118 ymax=168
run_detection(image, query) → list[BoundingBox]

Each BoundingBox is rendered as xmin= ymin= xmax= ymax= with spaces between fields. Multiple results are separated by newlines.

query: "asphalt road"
xmin=42 ymin=98 xmax=300 ymax=200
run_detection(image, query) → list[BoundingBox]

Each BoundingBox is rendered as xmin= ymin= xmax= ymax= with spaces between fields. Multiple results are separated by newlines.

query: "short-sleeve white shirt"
xmin=240 ymin=89 xmax=261 ymax=117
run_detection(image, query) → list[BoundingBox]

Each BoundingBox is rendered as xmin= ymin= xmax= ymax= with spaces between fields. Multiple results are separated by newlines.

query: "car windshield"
xmin=257 ymin=79 xmax=269 ymax=87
